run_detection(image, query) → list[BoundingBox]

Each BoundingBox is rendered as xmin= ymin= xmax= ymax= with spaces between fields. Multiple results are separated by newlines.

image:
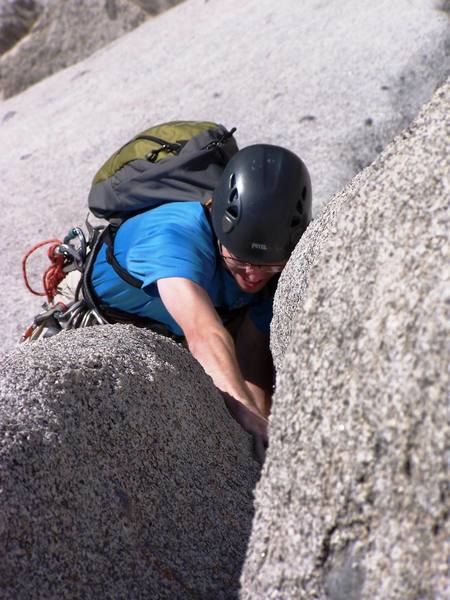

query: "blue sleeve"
xmin=133 ymin=218 xmax=216 ymax=296
xmin=248 ymin=292 xmax=274 ymax=335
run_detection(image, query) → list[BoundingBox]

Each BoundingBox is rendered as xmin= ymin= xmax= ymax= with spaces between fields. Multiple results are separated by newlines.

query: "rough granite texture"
xmin=132 ymin=0 xmax=186 ymax=16
xmin=1 ymin=0 xmax=449 ymax=355
xmin=0 ymin=0 xmax=41 ymax=55
xmin=241 ymin=81 xmax=450 ymax=599
xmin=0 ymin=325 xmax=261 ymax=599
xmin=270 ymin=186 xmax=351 ymax=369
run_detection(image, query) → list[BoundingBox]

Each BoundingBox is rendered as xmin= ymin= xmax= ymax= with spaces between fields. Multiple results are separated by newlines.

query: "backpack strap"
xmin=103 ymin=226 xmax=143 ymax=289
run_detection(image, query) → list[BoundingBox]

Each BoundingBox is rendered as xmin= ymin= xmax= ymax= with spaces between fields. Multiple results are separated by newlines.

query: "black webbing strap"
xmin=103 ymin=226 xmax=143 ymax=289
xmin=135 ymin=135 xmax=185 ymax=163
xmin=204 ymin=127 xmax=237 ymax=151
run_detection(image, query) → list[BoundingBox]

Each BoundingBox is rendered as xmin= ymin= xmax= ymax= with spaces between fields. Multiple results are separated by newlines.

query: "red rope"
xmin=22 ymin=239 xmax=65 ymax=303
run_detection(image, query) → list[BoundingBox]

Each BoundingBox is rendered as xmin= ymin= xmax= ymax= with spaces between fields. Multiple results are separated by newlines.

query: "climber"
xmin=89 ymin=144 xmax=312 ymax=443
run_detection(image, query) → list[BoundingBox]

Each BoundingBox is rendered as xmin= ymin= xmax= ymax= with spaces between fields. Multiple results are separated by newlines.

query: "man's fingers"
xmin=222 ymin=393 xmax=268 ymax=444
xmin=252 ymin=433 xmax=267 ymax=465
xmin=223 ymin=392 xmax=266 ymax=421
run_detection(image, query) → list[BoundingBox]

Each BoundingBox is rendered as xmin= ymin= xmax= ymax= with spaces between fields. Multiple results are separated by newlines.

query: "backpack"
xmin=22 ymin=121 xmax=239 ymax=341
xmin=88 ymin=120 xmax=238 ymax=226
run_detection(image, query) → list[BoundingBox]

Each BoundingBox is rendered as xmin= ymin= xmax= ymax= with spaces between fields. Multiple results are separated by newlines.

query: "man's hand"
xmin=222 ymin=393 xmax=268 ymax=446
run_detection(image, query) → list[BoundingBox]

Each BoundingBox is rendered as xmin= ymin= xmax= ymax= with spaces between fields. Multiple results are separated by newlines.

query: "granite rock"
xmin=241 ymin=80 xmax=450 ymax=599
xmin=0 ymin=324 xmax=261 ymax=599
xmin=0 ymin=0 xmax=41 ymax=55
xmin=132 ymin=0 xmax=186 ymax=15
xmin=0 ymin=0 xmax=188 ymax=98
xmin=0 ymin=0 xmax=149 ymax=98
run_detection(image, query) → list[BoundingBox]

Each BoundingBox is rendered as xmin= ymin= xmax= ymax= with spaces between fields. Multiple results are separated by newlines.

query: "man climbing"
xmin=89 ymin=143 xmax=312 ymax=442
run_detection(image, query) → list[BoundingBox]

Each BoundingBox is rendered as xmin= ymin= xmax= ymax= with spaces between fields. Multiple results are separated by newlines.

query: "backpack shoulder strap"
xmin=102 ymin=204 xmax=215 ymax=292
xmin=102 ymin=227 xmax=143 ymax=289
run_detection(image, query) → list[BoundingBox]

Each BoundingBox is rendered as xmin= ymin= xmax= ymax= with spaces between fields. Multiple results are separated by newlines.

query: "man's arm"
xmin=157 ymin=277 xmax=268 ymax=439
xmin=235 ymin=313 xmax=274 ymax=418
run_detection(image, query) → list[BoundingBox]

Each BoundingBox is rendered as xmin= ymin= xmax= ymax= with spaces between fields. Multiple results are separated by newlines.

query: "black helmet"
xmin=211 ymin=144 xmax=312 ymax=263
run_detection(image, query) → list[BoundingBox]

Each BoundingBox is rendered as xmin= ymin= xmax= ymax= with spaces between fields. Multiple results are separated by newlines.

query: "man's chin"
xmin=236 ymin=276 xmax=266 ymax=293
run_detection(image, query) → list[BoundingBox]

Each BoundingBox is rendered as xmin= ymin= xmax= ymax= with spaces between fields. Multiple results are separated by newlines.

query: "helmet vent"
xmin=228 ymin=188 xmax=239 ymax=205
xmin=229 ymin=173 xmax=236 ymax=189
xmin=226 ymin=204 xmax=239 ymax=219
xmin=301 ymin=186 xmax=307 ymax=201
xmin=291 ymin=216 xmax=301 ymax=228
xmin=296 ymin=199 xmax=304 ymax=215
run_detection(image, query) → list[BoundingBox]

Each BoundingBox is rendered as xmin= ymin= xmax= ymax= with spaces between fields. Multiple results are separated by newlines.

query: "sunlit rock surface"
xmin=242 ymin=80 xmax=450 ymax=599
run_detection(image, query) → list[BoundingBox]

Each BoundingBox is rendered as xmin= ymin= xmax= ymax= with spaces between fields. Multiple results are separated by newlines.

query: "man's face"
xmin=220 ymin=244 xmax=287 ymax=293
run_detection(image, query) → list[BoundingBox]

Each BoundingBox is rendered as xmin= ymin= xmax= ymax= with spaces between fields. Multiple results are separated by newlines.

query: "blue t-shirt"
xmin=91 ymin=202 xmax=273 ymax=337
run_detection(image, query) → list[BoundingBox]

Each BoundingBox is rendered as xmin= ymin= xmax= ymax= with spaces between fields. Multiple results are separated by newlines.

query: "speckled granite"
xmin=0 ymin=324 xmax=260 ymax=599
xmin=0 ymin=0 xmax=41 ymax=56
xmin=241 ymin=80 xmax=449 ymax=599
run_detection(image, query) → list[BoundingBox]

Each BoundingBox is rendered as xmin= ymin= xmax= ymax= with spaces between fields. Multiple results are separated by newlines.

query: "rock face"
xmin=0 ymin=0 xmax=148 ymax=98
xmin=0 ymin=0 xmax=188 ymax=99
xmin=0 ymin=0 xmax=41 ymax=55
xmin=241 ymin=81 xmax=450 ymax=599
xmin=0 ymin=325 xmax=260 ymax=599
xmin=132 ymin=0 xmax=186 ymax=15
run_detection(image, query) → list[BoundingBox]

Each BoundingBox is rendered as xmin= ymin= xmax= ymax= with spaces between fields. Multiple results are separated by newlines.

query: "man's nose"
xmin=243 ymin=267 xmax=261 ymax=281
